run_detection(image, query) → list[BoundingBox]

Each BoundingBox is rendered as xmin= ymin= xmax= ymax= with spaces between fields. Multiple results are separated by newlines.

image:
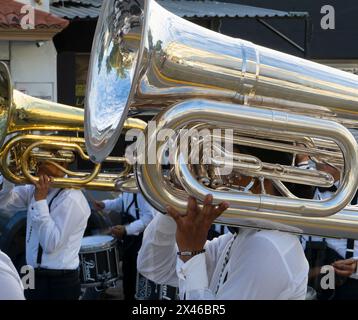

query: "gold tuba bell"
xmin=84 ymin=0 xmax=358 ymax=238
xmin=0 ymin=61 xmax=146 ymax=191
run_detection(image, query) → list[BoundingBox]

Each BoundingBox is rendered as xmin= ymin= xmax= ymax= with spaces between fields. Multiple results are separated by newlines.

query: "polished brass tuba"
xmin=0 ymin=61 xmax=146 ymax=190
xmin=84 ymin=0 xmax=358 ymax=238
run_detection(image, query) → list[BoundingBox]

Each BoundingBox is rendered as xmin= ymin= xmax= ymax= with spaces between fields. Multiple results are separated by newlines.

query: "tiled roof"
xmin=50 ymin=0 xmax=308 ymax=20
xmin=51 ymin=0 xmax=100 ymax=19
xmin=0 ymin=0 xmax=69 ymax=29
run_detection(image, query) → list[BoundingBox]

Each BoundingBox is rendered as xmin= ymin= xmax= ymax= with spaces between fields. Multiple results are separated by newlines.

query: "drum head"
xmin=81 ymin=235 xmax=116 ymax=252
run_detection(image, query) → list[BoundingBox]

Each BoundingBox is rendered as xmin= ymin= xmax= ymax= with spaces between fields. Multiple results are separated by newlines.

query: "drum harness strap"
xmin=122 ymin=193 xmax=140 ymax=222
xmin=36 ymin=188 xmax=64 ymax=267
xmin=346 ymin=192 xmax=357 ymax=259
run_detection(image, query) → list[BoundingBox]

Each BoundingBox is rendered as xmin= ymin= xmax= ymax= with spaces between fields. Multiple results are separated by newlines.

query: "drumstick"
xmin=92 ymin=227 xmax=112 ymax=236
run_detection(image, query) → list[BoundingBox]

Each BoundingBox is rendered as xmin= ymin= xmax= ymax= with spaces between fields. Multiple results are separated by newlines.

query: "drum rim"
xmin=80 ymin=235 xmax=118 ymax=252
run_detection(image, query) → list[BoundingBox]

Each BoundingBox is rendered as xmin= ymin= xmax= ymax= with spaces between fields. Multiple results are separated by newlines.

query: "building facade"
xmin=2 ymin=1 xmax=358 ymax=103
xmin=218 ymin=0 xmax=358 ymax=74
xmin=0 ymin=0 xmax=68 ymax=102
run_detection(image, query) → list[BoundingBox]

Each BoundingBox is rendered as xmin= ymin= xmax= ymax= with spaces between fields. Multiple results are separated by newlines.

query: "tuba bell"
xmin=0 ymin=61 xmax=146 ymax=190
xmin=84 ymin=0 xmax=358 ymax=238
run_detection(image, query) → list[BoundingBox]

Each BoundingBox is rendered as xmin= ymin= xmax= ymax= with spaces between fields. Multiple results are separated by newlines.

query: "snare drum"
xmin=79 ymin=235 xmax=120 ymax=288
xmin=135 ymin=273 xmax=179 ymax=300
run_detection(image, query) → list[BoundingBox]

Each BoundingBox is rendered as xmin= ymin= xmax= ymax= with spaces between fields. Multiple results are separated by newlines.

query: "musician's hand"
xmin=111 ymin=225 xmax=126 ymax=239
xmin=93 ymin=200 xmax=105 ymax=211
xmin=316 ymin=163 xmax=341 ymax=183
xmin=295 ymin=143 xmax=310 ymax=165
xmin=167 ymin=194 xmax=229 ymax=262
xmin=34 ymin=175 xmax=52 ymax=201
xmin=332 ymin=259 xmax=358 ymax=277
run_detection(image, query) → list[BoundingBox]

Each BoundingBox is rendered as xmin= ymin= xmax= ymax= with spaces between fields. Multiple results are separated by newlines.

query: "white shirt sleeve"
xmin=349 ymin=256 xmax=358 ymax=279
xmin=297 ymin=160 xmax=316 ymax=170
xmin=125 ymin=194 xmax=155 ymax=236
xmin=138 ymin=214 xmax=233 ymax=298
xmin=137 ymin=213 xmax=179 ymax=287
xmin=0 ymin=273 xmax=25 ymax=300
xmin=176 ymin=233 xmax=233 ymax=299
xmin=0 ymin=251 xmax=25 ymax=300
xmin=103 ymin=195 xmax=124 ymax=213
xmin=29 ymin=192 xmax=88 ymax=254
xmin=0 ymin=178 xmax=30 ymax=213
xmin=176 ymin=254 xmax=214 ymax=299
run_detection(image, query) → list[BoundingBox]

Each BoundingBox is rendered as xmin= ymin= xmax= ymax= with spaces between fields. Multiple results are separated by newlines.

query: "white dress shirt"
xmin=103 ymin=193 xmax=155 ymax=236
xmin=137 ymin=214 xmax=309 ymax=300
xmin=298 ymin=160 xmax=358 ymax=278
xmin=0 ymin=177 xmax=91 ymax=270
xmin=213 ymin=223 xmax=229 ymax=235
xmin=0 ymin=250 xmax=25 ymax=300
xmin=301 ymin=181 xmax=358 ymax=278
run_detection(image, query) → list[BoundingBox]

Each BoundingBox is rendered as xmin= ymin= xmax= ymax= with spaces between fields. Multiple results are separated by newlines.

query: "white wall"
xmin=15 ymin=0 xmax=50 ymax=12
xmin=2 ymin=1 xmax=58 ymax=102
xmin=8 ymin=1 xmax=58 ymax=101
xmin=10 ymin=41 xmax=57 ymax=101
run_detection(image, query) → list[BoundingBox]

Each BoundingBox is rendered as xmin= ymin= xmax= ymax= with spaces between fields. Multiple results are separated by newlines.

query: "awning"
xmin=50 ymin=0 xmax=308 ymax=20
xmin=0 ymin=0 xmax=69 ymax=40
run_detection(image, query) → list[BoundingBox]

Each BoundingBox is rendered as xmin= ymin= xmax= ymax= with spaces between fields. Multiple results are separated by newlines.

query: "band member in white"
xmin=0 ymin=250 xmax=25 ymax=300
xmin=0 ymin=161 xmax=91 ymax=300
xmin=138 ymin=194 xmax=309 ymax=300
xmin=298 ymin=155 xmax=358 ymax=299
xmin=94 ymin=192 xmax=155 ymax=299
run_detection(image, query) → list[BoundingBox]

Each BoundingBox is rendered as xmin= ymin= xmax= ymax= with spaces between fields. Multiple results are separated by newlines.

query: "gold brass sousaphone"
xmin=0 ymin=61 xmax=146 ymax=191
xmin=84 ymin=0 xmax=358 ymax=238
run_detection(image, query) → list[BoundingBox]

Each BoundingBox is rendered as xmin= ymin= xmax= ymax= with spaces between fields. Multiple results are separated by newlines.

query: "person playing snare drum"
xmin=94 ymin=192 xmax=155 ymax=300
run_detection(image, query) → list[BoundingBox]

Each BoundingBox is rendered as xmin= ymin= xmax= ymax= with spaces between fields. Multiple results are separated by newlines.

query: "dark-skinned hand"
xmin=111 ymin=225 xmax=127 ymax=239
xmin=167 ymin=194 xmax=229 ymax=262
xmin=332 ymin=259 xmax=358 ymax=277
xmin=34 ymin=175 xmax=52 ymax=201
xmin=93 ymin=200 xmax=105 ymax=211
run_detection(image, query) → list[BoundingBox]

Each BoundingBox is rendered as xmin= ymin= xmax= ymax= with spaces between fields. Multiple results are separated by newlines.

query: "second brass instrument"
xmin=0 ymin=61 xmax=146 ymax=190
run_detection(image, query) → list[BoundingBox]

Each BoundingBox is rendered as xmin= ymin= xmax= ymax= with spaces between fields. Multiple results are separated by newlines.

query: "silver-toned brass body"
xmin=86 ymin=0 xmax=358 ymax=163
xmin=135 ymin=100 xmax=358 ymax=238
xmin=85 ymin=0 xmax=358 ymax=238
